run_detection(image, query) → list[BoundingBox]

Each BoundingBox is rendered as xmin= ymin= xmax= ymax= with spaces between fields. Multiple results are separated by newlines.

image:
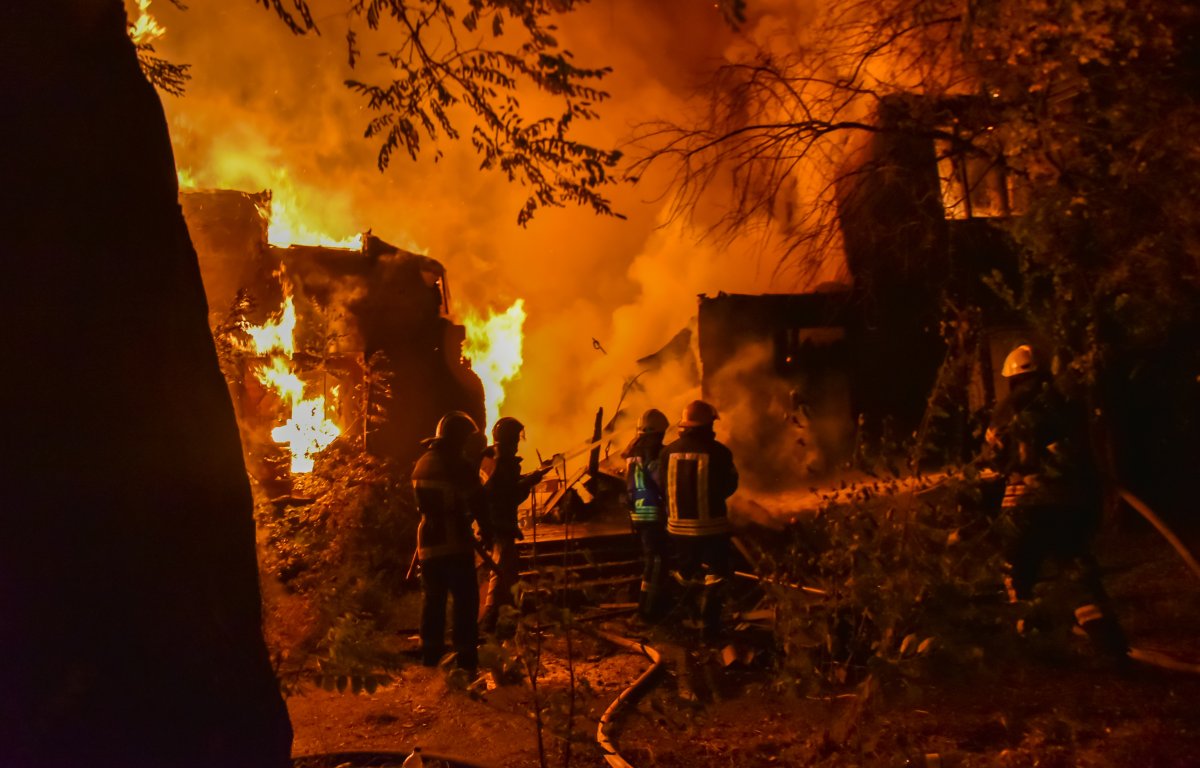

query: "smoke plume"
xmin=152 ymin=0 xmax=846 ymax=477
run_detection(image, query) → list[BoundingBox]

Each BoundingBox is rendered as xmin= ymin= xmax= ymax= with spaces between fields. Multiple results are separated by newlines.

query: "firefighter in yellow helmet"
xmin=412 ymin=411 xmax=493 ymax=671
xmin=479 ymin=416 xmax=551 ymax=634
xmin=622 ymin=408 xmax=670 ymax=621
xmin=985 ymin=345 xmax=1128 ymax=662
xmin=656 ymin=400 xmax=739 ymax=642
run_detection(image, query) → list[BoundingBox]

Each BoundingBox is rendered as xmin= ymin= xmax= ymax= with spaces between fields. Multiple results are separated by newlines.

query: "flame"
xmin=173 ymin=149 xmax=407 ymax=251
xmin=243 ymin=281 xmax=341 ymax=473
xmin=265 ymin=193 xmax=364 ymax=250
xmin=462 ymin=299 xmax=526 ymax=433
xmin=268 ymin=397 xmax=342 ymax=474
xmin=128 ymin=0 xmax=165 ymax=46
xmin=245 ymin=294 xmax=297 ymax=356
xmin=255 ymin=355 xmax=305 ymax=402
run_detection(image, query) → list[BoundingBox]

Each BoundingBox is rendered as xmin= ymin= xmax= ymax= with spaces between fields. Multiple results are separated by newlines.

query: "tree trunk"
xmin=0 ymin=2 xmax=292 ymax=766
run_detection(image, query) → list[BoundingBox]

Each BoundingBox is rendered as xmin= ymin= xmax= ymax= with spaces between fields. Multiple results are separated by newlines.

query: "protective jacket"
xmin=987 ymin=377 xmax=1096 ymax=510
xmin=626 ymin=454 xmax=664 ymax=524
xmin=484 ymin=450 xmax=540 ymax=539
xmin=657 ymin=427 xmax=738 ymax=536
xmin=412 ymin=439 xmax=490 ymax=561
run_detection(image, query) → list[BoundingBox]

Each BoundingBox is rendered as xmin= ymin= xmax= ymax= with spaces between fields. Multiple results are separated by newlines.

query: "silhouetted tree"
xmin=0 ymin=3 xmax=291 ymax=766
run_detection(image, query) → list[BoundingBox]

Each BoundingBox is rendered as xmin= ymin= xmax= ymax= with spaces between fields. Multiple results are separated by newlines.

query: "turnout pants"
xmin=672 ymin=533 xmax=732 ymax=641
xmin=480 ymin=536 xmax=520 ymax=633
xmin=634 ymin=522 xmax=668 ymax=620
xmin=420 ymin=552 xmax=480 ymax=669
xmin=1004 ymin=503 xmax=1127 ymax=659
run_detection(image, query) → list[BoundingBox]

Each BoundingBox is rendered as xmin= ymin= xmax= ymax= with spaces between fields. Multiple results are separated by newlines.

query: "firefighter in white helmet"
xmin=985 ymin=344 xmax=1128 ymax=661
xmin=622 ymin=408 xmax=671 ymax=621
xmin=656 ymin=400 xmax=739 ymax=642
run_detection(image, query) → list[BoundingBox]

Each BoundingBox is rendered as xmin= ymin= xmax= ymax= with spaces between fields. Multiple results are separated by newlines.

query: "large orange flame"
xmin=243 ymin=280 xmax=341 ymax=473
xmin=462 ymin=300 xmax=526 ymax=434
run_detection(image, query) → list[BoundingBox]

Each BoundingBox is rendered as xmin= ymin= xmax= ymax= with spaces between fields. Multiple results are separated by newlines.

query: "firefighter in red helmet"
xmin=623 ymin=408 xmax=671 ymax=621
xmin=479 ymin=416 xmax=550 ymax=634
xmin=412 ymin=411 xmax=493 ymax=671
xmin=986 ymin=345 xmax=1128 ymax=662
xmin=656 ymin=400 xmax=739 ymax=642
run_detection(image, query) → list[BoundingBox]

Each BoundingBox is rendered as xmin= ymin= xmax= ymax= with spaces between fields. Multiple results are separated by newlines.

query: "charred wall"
xmin=835 ymin=94 xmax=1021 ymax=447
xmin=697 ymin=94 xmax=1028 ymax=484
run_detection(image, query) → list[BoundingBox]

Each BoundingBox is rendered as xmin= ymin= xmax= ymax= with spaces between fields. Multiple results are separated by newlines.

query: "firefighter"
xmin=623 ymin=408 xmax=671 ymax=621
xmin=412 ymin=411 xmax=493 ymax=671
xmin=657 ymin=399 xmax=739 ymax=642
xmin=985 ymin=344 xmax=1128 ymax=661
xmin=479 ymin=416 xmax=551 ymax=634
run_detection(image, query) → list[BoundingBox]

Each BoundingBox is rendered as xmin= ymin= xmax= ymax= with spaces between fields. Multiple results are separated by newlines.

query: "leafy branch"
xmin=261 ymin=0 xmax=624 ymax=225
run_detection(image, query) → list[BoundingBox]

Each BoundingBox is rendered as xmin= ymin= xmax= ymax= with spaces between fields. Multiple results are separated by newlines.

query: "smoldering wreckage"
xmin=183 ymin=93 xmax=1078 ymax=505
xmin=7 ymin=0 xmax=1200 ymax=763
xmin=174 ymin=108 xmax=1200 ymax=765
xmin=10 ymin=81 xmax=1200 ymax=768
xmin=21 ymin=101 xmax=1200 ymax=768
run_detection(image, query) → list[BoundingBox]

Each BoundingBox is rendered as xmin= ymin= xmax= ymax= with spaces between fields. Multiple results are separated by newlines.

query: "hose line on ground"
xmin=1116 ymin=487 xmax=1200 ymax=584
xmin=592 ymin=630 xmax=665 ymax=768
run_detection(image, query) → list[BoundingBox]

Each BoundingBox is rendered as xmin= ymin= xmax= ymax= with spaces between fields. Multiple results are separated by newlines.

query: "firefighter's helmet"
xmin=492 ymin=416 xmax=525 ymax=444
xmin=637 ymin=408 xmax=670 ymax=435
xmin=679 ymin=400 xmax=719 ymax=428
xmin=435 ymin=411 xmax=479 ymax=445
xmin=1001 ymin=344 xmax=1038 ymax=378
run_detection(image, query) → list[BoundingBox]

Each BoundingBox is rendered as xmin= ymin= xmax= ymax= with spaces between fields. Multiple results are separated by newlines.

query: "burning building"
xmin=181 ymin=189 xmax=485 ymax=485
xmin=693 ymin=94 xmax=1027 ymax=487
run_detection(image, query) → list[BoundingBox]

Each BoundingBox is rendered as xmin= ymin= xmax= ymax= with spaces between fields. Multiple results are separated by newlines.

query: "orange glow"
xmin=462 ymin=300 xmax=526 ymax=433
xmin=176 ymin=167 xmax=197 ymax=190
xmin=243 ymin=280 xmax=340 ymax=473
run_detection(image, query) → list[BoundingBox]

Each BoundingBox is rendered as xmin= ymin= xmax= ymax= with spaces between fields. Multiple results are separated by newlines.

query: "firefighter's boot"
xmin=1075 ymin=603 xmax=1130 ymax=662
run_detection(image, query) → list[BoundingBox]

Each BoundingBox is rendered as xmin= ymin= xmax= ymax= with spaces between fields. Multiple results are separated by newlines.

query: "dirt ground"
xmin=286 ymin=520 xmax=1200 ymax=768
xmin=288 ymin=630 xmax=647 ymax=767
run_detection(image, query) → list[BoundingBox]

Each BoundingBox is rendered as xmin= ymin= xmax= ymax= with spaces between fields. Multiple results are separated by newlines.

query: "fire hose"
xmin=1113 ymin=486 xmax=1200 ymax=674
xmin=591 ymin=630 xmax=665 ymax=768
xmin=1116 ymin=486 xmax=1200 ymax=584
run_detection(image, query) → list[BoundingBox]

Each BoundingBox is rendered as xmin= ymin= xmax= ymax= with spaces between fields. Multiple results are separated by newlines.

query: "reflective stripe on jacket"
xmin=626 ymin=455 xmax=663 ymax=524
xmin=658 ymin=430 xmax=738 ymax=537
